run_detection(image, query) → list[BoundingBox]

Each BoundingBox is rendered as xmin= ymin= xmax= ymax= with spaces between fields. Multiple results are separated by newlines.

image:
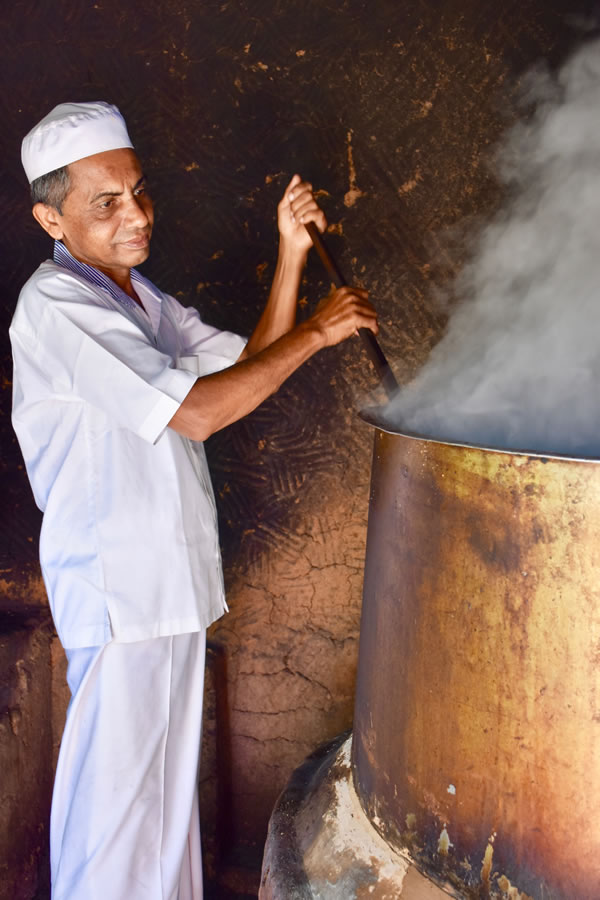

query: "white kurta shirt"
xmin=10 ymin=250 xmax=246 ymax=649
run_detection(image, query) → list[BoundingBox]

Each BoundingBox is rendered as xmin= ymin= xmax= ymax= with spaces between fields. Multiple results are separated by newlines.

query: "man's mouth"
xmin=122 ymin=233 xmax=151 ymax=249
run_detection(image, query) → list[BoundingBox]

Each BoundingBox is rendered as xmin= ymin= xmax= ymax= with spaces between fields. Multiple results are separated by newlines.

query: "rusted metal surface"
xmin=352 ymin=422 xmax=600 ymax=899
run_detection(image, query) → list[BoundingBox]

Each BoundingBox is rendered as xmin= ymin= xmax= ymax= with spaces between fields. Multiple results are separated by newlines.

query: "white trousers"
xmin=50 ymin=631 xmax=206 ymax=900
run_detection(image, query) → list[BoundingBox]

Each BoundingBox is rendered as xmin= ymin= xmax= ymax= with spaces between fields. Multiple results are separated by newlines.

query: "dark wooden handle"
xmin=304 ymin=222 xmax=398 ymax=398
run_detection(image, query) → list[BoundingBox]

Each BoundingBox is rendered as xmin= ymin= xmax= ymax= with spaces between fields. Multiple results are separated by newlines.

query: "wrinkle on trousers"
xmin=50 ymin=631 xmax=206 ymax=900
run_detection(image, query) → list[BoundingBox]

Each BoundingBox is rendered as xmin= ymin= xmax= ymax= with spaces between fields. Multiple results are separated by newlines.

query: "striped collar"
xmin=53 ymin=240 xmax=152 ymax=314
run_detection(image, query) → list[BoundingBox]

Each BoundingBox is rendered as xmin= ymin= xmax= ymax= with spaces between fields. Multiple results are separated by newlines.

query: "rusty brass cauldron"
xmin=352 ymin=415 xmax=600 ymax=900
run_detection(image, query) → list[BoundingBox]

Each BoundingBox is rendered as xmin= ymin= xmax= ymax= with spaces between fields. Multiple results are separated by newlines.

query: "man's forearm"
xmin=241 ymin=241 xmax=306 ymax=358
xmin=170 ymin=319 xmax=324 ymax=441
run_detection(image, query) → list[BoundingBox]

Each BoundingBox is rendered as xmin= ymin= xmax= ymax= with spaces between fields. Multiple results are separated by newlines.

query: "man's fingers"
xmin=295 ymin=208 xmax=327 ymax=232
xmin=279 ymin=177 xmax=329 ymax=239
xmin=320 ymin=285 xmax=370 ymax=308
xmin=313 ymin=284 xmax=378 ymax=345
xmin=356 ymin=312 xmax=379 ymax=335
xmin=283 ymin=174 xmax=302 ymax=201
xmin=286 ymin=182 xmax=315 ymax=215
xmin=349 ymin=302 xmax=379 ymax=334
xmin=336 ymin=287 xmax=378 ymax=333
xmin=287 ymin=180 xmax=313 ymax=201
xmin=334 ymin=285 xmax=370 ymax=302
xmin=290 ymin=197 xmax=317 ymax=218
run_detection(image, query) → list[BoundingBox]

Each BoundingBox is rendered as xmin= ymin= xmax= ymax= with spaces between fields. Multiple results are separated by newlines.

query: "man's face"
xmin=38 ymin=148 xmax=154 ymax=278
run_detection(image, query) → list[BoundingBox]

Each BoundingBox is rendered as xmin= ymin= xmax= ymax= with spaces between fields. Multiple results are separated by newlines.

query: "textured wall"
xmin=0 ymin=613 xmax=64 ymax=900
xmin=0 ymin=0 xmax=587 ymax=889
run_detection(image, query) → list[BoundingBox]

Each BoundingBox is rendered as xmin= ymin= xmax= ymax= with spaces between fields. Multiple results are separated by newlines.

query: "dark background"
xmin=0 ymin=0 xmax=594 ymax=893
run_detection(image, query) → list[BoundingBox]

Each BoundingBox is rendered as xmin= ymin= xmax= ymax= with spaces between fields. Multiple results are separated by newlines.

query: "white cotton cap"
xmin=21 ymin=101 xmax=134 ymax=184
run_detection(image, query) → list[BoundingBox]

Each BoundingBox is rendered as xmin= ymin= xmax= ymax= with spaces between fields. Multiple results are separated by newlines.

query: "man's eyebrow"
xmin=89 ymin=176 xmax=148 ymax=204
xmin=90 ymin=188 xmax=122 ymax=203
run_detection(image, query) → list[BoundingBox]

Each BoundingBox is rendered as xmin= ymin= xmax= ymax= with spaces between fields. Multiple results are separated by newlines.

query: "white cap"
xmin=21 ymin=101 xmax=134 ymax=184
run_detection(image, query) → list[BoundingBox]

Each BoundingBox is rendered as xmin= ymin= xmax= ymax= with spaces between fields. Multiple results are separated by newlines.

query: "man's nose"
xmin=124 ymin=193 xmax=151 ymax=227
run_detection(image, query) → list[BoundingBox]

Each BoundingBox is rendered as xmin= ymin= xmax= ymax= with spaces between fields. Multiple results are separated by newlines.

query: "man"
xmin=10 ymin=101 xmax=377 ymax=899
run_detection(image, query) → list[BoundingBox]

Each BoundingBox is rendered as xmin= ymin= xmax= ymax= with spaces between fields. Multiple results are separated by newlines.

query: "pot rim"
xmin=360 ymin=407 xmax=600 ymax=464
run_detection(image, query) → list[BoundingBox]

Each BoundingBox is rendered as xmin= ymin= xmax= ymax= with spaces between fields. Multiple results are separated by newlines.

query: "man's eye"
xmin=134 ymin=185 xmax=146 ymax=196
xmin=100 ymin=199 xmax=114 ymax=209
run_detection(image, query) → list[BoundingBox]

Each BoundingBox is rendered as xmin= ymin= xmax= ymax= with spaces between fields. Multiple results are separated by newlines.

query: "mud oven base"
xmin=259 ymin=733 xmax=453 ymax=900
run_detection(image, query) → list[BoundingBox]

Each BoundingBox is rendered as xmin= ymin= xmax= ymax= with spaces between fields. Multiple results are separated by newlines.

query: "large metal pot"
xmin=352 ymin=415 xmax=600 ymax=900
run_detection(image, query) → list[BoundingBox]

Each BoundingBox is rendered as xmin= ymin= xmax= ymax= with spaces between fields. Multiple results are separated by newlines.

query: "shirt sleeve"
xmin=21 ymin=278 xmax=198 ymax=445
xmin=165 ymin=294 xmax=247 ymax=377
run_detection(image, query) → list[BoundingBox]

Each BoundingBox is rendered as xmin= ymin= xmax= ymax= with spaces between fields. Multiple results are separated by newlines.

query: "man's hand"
xmin=169 ymin=184 xmax=378 ymax=443
xmin=241 ymin=174 xmax=328 ymax=357
xmin=309 ymin=285 xmax=378 ymax=347
xmin=277 ymin=174 xmax=326 ymax=256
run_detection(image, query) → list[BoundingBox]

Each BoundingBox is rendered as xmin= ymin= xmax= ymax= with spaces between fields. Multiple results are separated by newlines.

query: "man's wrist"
xmin=295 ymin=317 xmax=328 ymax=352
xmin=278 ymin=237 xmax=308 ymax=267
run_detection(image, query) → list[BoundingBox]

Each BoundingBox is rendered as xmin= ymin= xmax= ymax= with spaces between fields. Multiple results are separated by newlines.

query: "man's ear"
xmin=32 ymin=202 xmax=65 ymax=240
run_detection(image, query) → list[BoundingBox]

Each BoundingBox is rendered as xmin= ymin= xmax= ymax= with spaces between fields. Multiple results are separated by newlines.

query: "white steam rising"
xmin=384 ymin=39 xmax=600 ymax=458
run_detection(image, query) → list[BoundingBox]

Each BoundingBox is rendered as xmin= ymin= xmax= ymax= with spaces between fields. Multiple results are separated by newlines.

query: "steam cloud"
xmin=383 ymin=38 xmax=600 ymax=458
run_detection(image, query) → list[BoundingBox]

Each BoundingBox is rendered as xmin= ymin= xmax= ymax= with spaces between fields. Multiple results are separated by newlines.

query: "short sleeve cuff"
xmin=193 ymin=332 xmax=247 ymax=376
xmin=138 ymin=367 xmax=198 ymax=444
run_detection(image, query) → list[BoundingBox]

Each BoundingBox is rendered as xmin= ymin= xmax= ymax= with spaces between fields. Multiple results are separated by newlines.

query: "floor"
xmin=33 ymin=855 xmax=261 ymax=899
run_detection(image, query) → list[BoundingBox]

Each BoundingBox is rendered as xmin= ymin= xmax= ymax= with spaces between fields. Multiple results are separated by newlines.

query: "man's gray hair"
xmin=30 ymin=166 xmax=70 ymax=214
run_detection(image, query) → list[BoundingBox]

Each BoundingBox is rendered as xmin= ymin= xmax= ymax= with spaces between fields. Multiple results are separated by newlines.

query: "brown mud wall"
xmin=0 ymin=0 xmax=590 ymax=894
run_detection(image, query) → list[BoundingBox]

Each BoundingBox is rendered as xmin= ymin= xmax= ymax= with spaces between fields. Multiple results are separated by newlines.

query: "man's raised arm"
xmin=239 ymin=174 xmax=327 ymax=359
